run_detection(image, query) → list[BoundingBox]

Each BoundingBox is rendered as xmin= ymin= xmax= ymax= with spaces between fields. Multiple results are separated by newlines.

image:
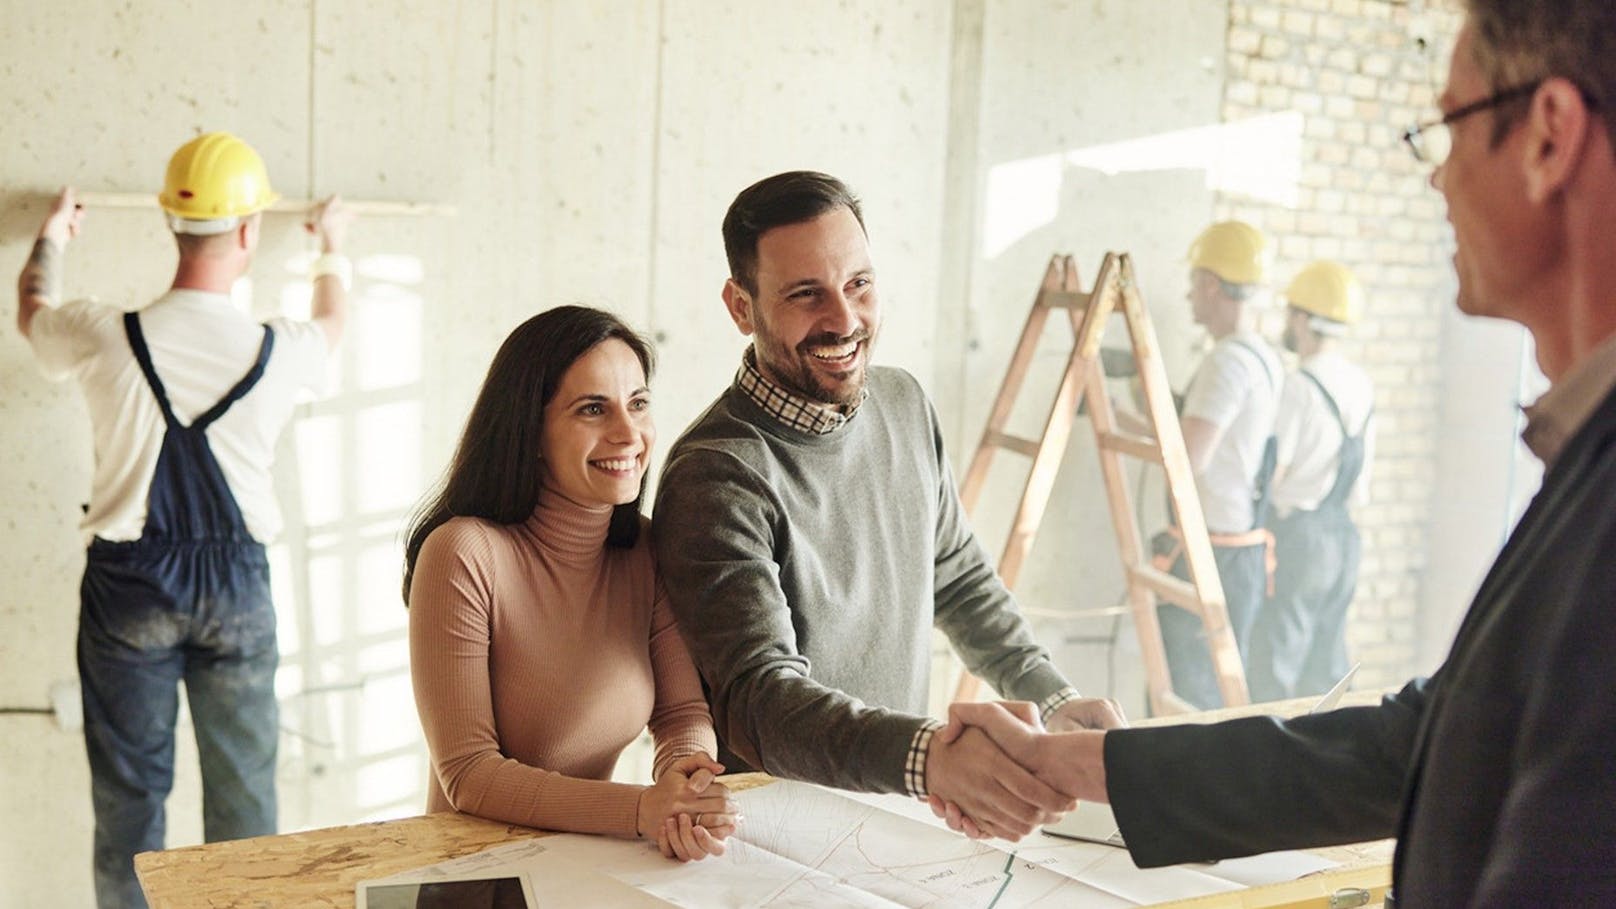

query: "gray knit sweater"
xmin=652 ymin=365 xmax=1071 ymax=793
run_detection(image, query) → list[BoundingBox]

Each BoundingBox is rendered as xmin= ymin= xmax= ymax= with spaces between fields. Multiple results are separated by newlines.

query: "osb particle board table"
xmin=136 ymin=692 xmax=1395 ymax=908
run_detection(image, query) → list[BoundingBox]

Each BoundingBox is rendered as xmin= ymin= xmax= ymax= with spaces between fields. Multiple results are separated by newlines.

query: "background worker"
xmin=1247 ymin=262 xmax=1375 ymax=702
xmin=1157 ymin=220 xmax=1283 ymax=709
xmin=16 ymin=132 xmax=351 ymax=909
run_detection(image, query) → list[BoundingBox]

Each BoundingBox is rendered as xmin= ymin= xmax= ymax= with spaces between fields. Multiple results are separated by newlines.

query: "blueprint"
xmin=380 ymin=780 xmax=1337 ymax=908
xmin=561 ymin=780 xmax=1332 ymax=907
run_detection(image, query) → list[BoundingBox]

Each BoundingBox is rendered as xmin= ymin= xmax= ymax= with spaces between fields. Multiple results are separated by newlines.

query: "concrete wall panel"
xmin=950 ymin=0 xmax=1229 ymax=712
xmin=647 ymin=0 xmax=954 ymax=460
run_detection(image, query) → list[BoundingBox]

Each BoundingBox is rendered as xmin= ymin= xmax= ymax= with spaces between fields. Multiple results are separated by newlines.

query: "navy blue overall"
xmin=78 ymin=312 xmax=279 ymax=909
xmin=1248 ymin=370 xmax=1369 ymax=702
xmin=1158 ymin=338 xmax=1280 ymax=710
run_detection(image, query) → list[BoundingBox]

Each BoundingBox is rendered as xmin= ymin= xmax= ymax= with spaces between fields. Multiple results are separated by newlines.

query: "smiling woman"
xmin=397 ymin=305 xmax=737 ymax=862
xmin=538 ymin=337 xmax=656 ymax=513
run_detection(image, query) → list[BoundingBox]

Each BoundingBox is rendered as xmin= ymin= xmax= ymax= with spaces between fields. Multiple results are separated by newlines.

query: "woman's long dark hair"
xmin=401 ymin=305 xmax=655 ymax=604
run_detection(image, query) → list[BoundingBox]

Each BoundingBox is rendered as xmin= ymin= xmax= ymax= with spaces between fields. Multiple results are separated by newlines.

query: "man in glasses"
xmin=935 ymin=2 xmax=1616 ymax=902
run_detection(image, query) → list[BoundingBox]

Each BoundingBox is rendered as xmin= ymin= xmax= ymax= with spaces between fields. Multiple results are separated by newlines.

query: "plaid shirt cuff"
xmin=904 ymin=720 xmax=946 ymax=798
xmin=1038 ymin=687 xmax=1083 ymax=726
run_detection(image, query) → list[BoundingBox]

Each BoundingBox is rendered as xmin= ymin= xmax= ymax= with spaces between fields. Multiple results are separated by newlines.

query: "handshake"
xmin=923 ymin=697 xmax=1126 ymax=841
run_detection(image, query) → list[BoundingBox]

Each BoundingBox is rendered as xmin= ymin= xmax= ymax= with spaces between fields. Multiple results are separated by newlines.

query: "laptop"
xmin=1041 ymin=663 xmax=1361 ymax=847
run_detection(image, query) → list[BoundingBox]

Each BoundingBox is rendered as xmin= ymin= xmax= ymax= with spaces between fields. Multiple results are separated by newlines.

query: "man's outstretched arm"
xmin=17 ymin=187 xmax=83 ymax=339
xmin=654 ymin=448 xmax=1072 ymax=840
xmin=304 ymin=194 xmax=353 ymax=346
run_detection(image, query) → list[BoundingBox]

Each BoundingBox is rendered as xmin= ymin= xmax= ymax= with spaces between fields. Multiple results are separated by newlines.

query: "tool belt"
xmin=1150 ymin=524 xmax=1277 ymax=596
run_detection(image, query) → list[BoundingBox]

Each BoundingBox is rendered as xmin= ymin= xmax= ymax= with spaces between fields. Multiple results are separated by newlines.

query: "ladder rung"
xmin=1040 ymin=289 xmax=1091 ymax=309
xmin=984 ymin=430 xmax=1041 ymax=458
xmin=1098 ymin=430 xmax=1164 ymax=463
xmin=1128 ymin=564 xmax=1206 ymax=613
xmin=959 ymin=253 xmax=1252 ymax=714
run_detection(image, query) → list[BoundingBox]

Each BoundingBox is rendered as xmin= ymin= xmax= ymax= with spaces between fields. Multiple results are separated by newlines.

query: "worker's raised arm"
xmin=304 ymin=194 xmax=354 ymax=347
xmin=17 ymin=187 xmax=84 ymax=339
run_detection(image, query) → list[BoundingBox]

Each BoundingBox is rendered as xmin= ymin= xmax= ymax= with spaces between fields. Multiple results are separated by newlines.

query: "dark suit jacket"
xmin=1106 ymin=384 xmax=1616 ymax=906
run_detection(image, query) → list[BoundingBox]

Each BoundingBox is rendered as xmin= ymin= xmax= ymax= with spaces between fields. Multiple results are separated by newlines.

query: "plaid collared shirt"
xmin=736 ymin=347 xmax=868 ymax=435
xmin=905 ymin=721 xmax=944 ymax=798
xmin=1038 ymin=687 xmax=1084 ymax=724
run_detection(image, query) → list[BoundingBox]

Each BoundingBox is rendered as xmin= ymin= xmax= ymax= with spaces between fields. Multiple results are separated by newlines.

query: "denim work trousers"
xmin=1157 ymin=540 xmax=1268 ymax=711
xmin=79 ymin=543 xmax=279 ymax=908
xmin=78 ymin=312 xmax=280 ymax=908
xmin=1247 ymin=507 xmax=1361 ymax=702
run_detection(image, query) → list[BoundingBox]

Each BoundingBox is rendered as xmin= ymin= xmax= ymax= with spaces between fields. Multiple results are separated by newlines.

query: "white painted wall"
xmin=943 ymin=0 xmax=1230 ymax=714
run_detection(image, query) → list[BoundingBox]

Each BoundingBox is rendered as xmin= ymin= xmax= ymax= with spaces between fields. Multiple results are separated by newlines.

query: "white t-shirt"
xmin=1271 ymin=349 xmax=1375 ymax=515
xmin=28 ymin=290 xmax=329 ymax=544
xmin=1181 ymin=328 xmax=1283 ymax=533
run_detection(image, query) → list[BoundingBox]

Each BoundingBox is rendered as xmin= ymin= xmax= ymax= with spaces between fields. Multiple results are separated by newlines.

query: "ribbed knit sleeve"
xmin=646 ymin=579 xmax=719 ymax=779
xmin=408 ymin=520 xmax=645 ymax=837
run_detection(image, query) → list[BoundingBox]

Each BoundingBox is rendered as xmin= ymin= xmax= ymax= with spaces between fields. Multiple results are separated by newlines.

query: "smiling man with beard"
xmin=652 ymin=171 xmax=1125 ymax=841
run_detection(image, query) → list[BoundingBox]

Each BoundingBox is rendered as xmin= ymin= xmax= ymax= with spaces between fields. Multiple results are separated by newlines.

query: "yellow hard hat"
xmin=157 ymin=132 xmax=279 ymax=232
xmin=1286 ymin=260 xmax=1364 ymax=325
xmin=1186 ymin=220 xmax=1269 ymax=285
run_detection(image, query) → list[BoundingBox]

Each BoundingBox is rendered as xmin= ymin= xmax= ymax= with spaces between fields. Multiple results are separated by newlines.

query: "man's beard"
xmin=758 ymin=328 xmax=873 ymax=406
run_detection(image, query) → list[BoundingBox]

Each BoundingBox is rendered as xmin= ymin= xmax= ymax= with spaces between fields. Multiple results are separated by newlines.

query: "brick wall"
xmin=1219 ymin=0 xmax=1461 ymax=688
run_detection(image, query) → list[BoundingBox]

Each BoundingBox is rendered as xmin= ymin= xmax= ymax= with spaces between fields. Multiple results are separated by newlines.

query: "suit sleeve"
xmin=653 ymin=448 xmax=926 ymax=793
xmin=1105 ymin=679 xmax=1426 ymax=866
xmin=1473 ymin=518 xmax=1616 ymax=901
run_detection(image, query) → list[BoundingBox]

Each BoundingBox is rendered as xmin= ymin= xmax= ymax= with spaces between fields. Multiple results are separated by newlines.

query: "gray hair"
xmin=1464 ymin=0 xmax=1615 ymax=153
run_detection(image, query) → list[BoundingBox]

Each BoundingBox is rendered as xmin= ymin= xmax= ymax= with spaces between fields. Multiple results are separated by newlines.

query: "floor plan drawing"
xmin=379 ymin=780 xmax=1339 ymax=908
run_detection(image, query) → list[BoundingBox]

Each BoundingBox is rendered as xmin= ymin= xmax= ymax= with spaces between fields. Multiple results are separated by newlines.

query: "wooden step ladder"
xmin=954 ymin=252 xmax=1249 ymax=715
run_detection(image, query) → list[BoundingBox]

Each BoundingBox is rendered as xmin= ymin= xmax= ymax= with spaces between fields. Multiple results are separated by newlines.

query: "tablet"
xmin=356 ymin=871 xmax=539 ymax=909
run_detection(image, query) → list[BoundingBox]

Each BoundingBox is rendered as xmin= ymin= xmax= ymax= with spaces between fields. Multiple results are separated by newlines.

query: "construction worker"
xmin=16 ymin=132 xmax=351 ymax=909
xmin=1156 ymin=220 xmax=1283 ymax=710
xmin=1247 ymin=262 xmax=1374 ymax=702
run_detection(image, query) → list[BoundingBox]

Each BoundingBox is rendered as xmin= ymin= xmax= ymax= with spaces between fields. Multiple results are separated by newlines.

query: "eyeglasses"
xmin=1402 ymin=81 xmax=1542 ymax=167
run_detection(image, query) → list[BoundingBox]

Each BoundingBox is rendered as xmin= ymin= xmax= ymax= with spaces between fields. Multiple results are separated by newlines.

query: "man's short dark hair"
xmin=722 ymin=171 xmax=865 ymax=295
xmin=1465 ymin=0 xmax=1615 ymax=153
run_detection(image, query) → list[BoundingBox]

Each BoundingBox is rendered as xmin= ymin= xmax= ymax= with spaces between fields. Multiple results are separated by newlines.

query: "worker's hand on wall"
xmin=1047 ymin=697 xmax=1128 ymax=732
xmin=37 ymin=186 xmax=85 ymax=249
xmin=305 ymin=194 xmax=352 ymax=253
xmin=923 ymin=718 xmax=1075 ymax=841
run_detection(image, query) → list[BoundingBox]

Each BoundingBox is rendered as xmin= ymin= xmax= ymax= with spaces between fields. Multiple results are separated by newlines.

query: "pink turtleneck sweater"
xmin=408 ymin=489 xmax=717 ymax=837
